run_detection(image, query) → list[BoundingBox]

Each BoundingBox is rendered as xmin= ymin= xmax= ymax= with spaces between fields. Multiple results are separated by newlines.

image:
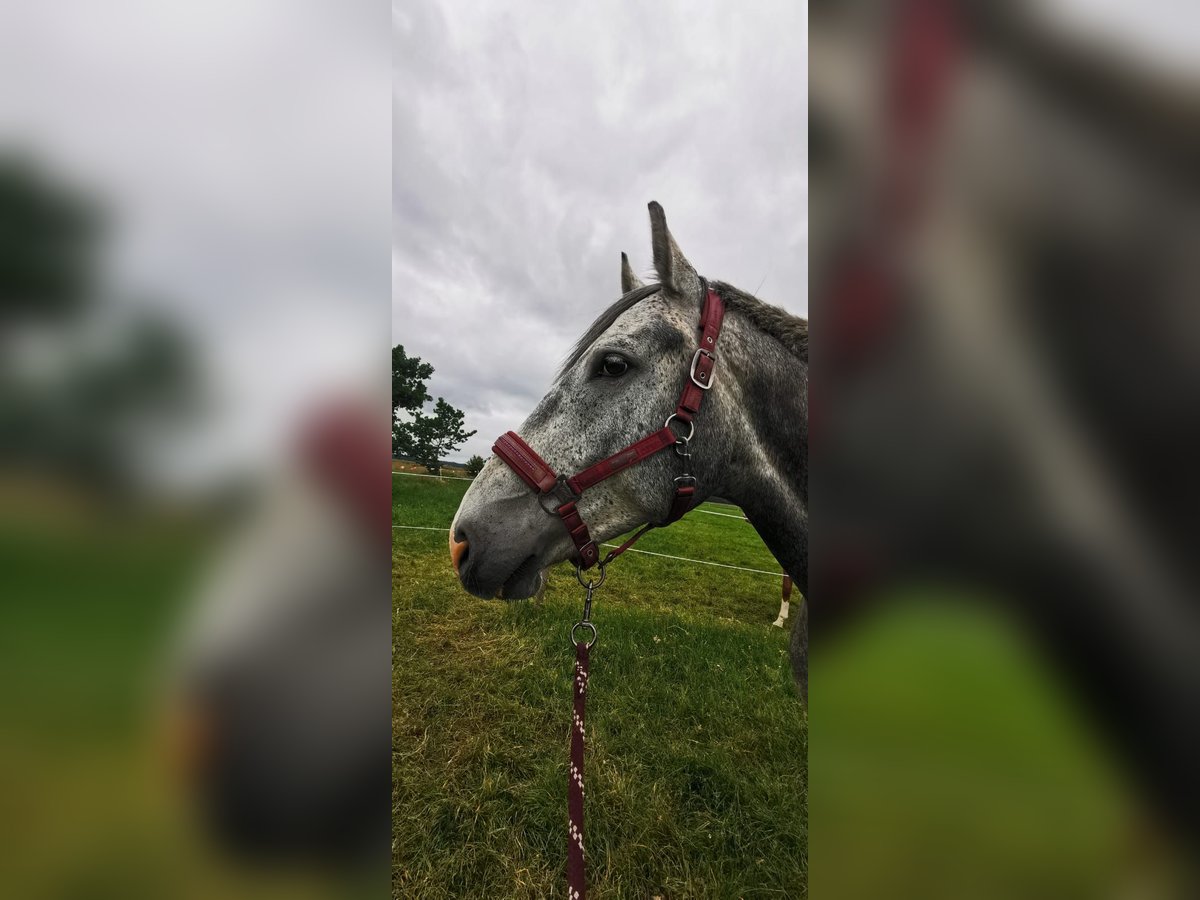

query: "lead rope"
xmin=568 ymin=566 xmax=601 ymax=900
xmin=564 ymin=417 xmax=694 ymax=898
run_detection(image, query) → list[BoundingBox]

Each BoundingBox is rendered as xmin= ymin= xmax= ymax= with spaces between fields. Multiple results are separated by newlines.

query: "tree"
xmin=392 ymin=345 xmax=433 ymax=417
xmin=0 ymin=153 xmax=102 ymax=323
xmin=391 ymin=344 xmax=476 ymax=473
xmin=465 ymin=454 xmax=485 ymax=477
xmin=0 ymin=154 xmax=196 ymax=490
xmin=394 ymin=398 xmax=476 ymax=474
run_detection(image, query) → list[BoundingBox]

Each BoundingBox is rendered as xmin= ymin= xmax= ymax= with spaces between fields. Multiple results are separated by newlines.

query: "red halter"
xmin=493 ymin=281 xmax=726 ymax=570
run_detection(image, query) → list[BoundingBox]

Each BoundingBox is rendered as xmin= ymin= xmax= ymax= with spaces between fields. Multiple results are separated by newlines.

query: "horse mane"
xmin=559 ymin=280 xmax=807 ymax=378
xmin=712 ymin=281 xmax=808 ymax=363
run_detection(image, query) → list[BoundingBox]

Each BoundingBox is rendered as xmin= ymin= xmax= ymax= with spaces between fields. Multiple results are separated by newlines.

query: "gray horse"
xmin=450 ymin=202 xmax=809 ymax=696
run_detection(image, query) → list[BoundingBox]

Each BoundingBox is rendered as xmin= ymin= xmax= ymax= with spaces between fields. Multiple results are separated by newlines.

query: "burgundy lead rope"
xmin=567 ymin=572 xmax=599 ymax=900
xmin=567 ymin=638 xmax=589 ymax=899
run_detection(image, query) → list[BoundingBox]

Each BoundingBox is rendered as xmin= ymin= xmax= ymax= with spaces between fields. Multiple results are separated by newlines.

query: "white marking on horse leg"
xmin=773 ymin=599 xmax=790 ymax=628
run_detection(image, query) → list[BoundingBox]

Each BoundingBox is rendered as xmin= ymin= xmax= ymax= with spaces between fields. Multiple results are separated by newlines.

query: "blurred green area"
xmin=0 ymin=494 xmax=369 ymax=898
xmin=813 ymin=594 xmax=1152 ymax=900
xmin=0 ymin=516 xmax=200 ymax=734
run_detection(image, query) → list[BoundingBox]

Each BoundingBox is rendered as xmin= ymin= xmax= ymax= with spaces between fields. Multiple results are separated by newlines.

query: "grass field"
xmin=392 ymin=474 xmax=807 ymax=898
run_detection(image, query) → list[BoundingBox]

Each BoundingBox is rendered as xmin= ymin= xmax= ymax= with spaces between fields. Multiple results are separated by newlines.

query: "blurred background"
xmin=0 ymin=3 xmax=389 ymax=897
xmin=811 ymin=0 xmax=1199 ymax=897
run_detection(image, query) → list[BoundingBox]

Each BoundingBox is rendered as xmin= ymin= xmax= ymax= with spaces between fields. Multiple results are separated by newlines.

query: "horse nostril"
xmin=450 ymin=526 xmax=469 ymax=575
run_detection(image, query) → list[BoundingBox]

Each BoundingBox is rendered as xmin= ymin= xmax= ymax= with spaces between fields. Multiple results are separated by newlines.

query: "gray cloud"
xmin=393 ymin=0 xmax=808 ymax=461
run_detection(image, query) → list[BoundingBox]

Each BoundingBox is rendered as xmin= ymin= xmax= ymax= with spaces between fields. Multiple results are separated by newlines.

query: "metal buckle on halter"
xmin=689 ymin=348 xmax=715 ymax=390
xmin=538 ymin=475 xmax=578 ymax=515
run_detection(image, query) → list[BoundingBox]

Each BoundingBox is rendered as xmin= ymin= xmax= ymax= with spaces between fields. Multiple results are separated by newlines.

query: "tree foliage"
xmin=0 ymin=154 xmax=196 ymax=489
xmin=393 ymin=344 xmax=433 ymax=415
xmin=465 ymin=454 xmax=485 ymax=477
xmin=0 ymin=154 xmax=102 ymax=322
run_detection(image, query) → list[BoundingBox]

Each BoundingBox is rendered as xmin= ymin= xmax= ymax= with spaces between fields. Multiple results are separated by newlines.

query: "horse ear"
xmin=620 ymin=252 xmax=644 ymax=293
xmin=648 ymin=201 xmax=700 ymax=299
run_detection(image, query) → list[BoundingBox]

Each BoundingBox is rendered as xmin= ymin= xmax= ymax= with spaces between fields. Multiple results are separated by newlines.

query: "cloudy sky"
xmin=1 ymin=3 xmax=389 ymax=484
xmin=392 ymin=1 xmax=808 ymax=461
xmin=1 ymin=2 xmax=1184 ymax=478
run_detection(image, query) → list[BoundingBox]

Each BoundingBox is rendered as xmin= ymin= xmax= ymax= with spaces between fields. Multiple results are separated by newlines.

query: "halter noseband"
xmin=492 ymin=279 xmax=726 ymax=570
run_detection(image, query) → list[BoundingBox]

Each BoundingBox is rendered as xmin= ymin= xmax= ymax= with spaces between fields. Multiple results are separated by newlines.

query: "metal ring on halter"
xmin=571 ymin=621 xmax=598 ymax=648
xmin=664 ymin=413 xmax=694 ymax=443
xmin=575 ymin=561 xmax=606 ymax=589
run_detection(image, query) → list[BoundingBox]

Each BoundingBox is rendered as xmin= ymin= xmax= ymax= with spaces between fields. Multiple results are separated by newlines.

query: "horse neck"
xmin=699 ymin=308 xmax=808 ymax=588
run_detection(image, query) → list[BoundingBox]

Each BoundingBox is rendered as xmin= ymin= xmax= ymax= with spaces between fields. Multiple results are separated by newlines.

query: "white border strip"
xmin=391 ymin=525 xmax=782 ymax=578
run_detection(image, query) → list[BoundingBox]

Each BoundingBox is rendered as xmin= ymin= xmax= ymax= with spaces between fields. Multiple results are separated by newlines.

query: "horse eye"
xmin=600 ymin=354 xmax=629 ymax=378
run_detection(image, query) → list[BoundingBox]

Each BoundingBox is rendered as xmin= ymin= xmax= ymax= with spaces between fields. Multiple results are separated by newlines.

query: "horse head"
xmin=450 ymin=202 xmax=807 ymax=621
xmin=448 ymin=203 xmax=717 ymax=598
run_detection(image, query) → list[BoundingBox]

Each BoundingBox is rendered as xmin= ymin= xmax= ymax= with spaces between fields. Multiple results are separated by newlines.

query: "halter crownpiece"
xmin=492 ymin=279 xmax=726 ymax=569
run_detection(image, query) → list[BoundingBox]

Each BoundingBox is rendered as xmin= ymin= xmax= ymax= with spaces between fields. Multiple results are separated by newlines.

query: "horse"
xmin=167 ymin=401 xmax=391 ymax=860
xmin=811 ymin=0 xmax=1200 ymax=854
xmin=449 ymin=202 xmax=809 ymax=696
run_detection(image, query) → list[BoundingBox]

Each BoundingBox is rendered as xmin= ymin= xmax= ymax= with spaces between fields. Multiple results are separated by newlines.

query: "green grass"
xmin=392 ymin=474 xmax=807 ymax=898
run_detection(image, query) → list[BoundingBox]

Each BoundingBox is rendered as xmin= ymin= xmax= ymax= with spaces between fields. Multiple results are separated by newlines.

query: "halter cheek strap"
xmin=492 ymin=283 xmax=726 ymax=569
